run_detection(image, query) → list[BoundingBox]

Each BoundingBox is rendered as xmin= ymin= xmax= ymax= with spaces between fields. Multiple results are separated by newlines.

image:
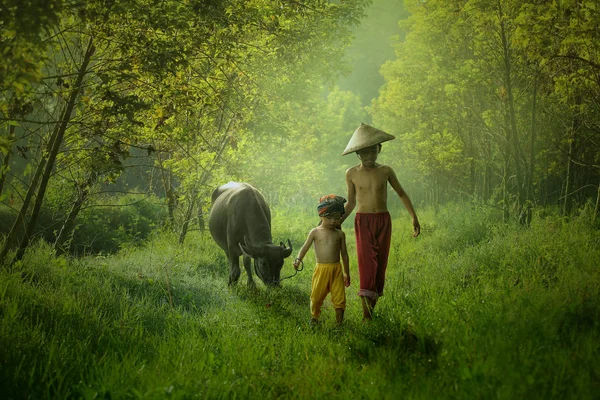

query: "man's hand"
xmin=343 ymin=274 xmax=350 ymax=287
xmin=412 ymin=218 xmax=421 ymax=237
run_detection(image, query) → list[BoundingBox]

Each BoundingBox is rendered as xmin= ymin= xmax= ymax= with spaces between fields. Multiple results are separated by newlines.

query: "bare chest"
xmin=353 ymin=169 xmax=388 ymax=193
xmin=314 ymin=230 xmax=340 ymax=247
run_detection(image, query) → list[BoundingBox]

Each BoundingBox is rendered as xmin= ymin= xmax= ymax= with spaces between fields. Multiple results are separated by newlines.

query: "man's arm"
xmin=388 ymin=168 xmax=420 ymax=237
xmin=340 ymin=231 xmax=350 ymax=287
xmin=341 ymin=168 xmax=356 ymax=225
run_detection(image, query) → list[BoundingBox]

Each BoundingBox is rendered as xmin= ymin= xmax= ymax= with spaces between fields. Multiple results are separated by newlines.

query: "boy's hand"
xmin=343 ymin=274 xmax=350 ymax=287
xmin=412 ymin=218 xmax=421 ymax=237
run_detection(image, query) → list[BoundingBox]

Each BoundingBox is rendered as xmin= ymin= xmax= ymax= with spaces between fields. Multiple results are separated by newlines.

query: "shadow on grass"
xmin=195 ymin=258 xmax=229 ymax=280
xmin=3 ymin=250 xmax=239 ymax=399
xmin=106 ymin=265 xmax=227 ymax=317
xmin=15 ymin=257 xmax=219 ymax=337
xmin=346 ymin=318 xmax=441 ymax=376
xmin=233 ymin=283 xmax=310 ymax=325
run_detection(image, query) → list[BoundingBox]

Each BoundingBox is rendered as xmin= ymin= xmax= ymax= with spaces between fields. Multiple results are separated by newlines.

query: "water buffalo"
xmin=209 ymin=182 xmax=293 ymax=286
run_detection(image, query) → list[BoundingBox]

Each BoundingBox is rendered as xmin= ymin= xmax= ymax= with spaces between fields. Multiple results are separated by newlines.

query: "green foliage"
xmin=0 ymin=0 xmax=61 ymax=95
xmin=0 ymin=203 xmax=16 ymax=235
xmin=1 ymin=205 xmax=598 ymax=398
xmin=0 ymin=190 xmax=167 ymax=255
xmin=0 ymin=135 xmax=10 ymax=155
xmin=1 ymin=0 xmax=370 ymax=237
xmin=371 ymin=0 xmax=600 ymax=210
xmin=69 ymin=194 xmax=168 ymax=255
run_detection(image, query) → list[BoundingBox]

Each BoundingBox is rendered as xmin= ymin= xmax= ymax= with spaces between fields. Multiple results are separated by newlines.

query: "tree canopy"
xmin=372 ymin=0 xmax=600 ymax=219
xmin=0 ymin=0 xmax=370 ymax=260
xmin=2 ymin=0 xmax=600 ymax=260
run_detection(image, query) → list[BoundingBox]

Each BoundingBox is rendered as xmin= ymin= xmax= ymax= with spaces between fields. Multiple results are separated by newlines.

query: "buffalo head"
xmin=239 ymin=237 xmax=293 ymax=286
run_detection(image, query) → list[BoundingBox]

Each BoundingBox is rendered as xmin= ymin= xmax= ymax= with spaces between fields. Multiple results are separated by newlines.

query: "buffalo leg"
xmin=228 ymin=256 xmax=241 ymax=285
xmin=243 ymin=254 xmax=255 ymax=287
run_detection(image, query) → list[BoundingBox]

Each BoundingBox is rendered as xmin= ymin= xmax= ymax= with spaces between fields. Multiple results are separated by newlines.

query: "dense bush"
xmin=0 ymin=191 xmax=168 ymax=255
xmin=0 ymin=204 xmax=17 ymax=235
xmin=69 ymin=194 xmax=168 ymax=255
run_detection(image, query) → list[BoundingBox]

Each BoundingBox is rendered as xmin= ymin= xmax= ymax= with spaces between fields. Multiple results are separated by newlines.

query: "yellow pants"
xmin=310 ymin=262 xmax=346 ymax=319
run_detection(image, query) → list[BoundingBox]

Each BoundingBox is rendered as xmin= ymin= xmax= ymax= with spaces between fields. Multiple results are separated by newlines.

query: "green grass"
xmin=1 ymin=204 xmax=599 ymax=399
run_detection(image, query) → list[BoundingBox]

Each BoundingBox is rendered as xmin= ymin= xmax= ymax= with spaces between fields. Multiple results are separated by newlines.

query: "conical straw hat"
xmin=342 ymin=123 xmax=395 ymax=155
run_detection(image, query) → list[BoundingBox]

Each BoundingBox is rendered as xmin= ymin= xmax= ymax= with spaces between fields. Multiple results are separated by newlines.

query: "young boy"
xmin=293 ymin=195 xmax=350 ymax=325
xmin=341 ymin=123 xmax=420 ymax=321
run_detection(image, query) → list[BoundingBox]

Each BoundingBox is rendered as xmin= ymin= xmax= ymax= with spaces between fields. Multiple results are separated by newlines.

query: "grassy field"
xmin=0 ymin=204 xmax=599 ymax=399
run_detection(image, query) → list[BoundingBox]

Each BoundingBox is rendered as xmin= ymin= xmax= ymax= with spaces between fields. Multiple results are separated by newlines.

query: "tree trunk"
xmin=54 ymin=176 xmax=95 ymax=256
xmin=178 ymin=190 xmax=196 ymax=245
xmin=12 ymin=38 xmax=95 ymax=264
xmin=563 ymin=118 xmax=578 ymax=216
xmin=594 ymin=179 xmax=600 ymax=224
xmin=166 ymin=181 xmax=177 ymax=228
xmin=0 ymin=137 xmax=50 ymax=265
xmin=482 ymin=128 xmax=492 ymax=202
xmin=468 ymin=127 xmax=475 ymax=198
xmin=178 ymin=128 xmax=231 ymax=245
xmin=197 ymin=200 xmax=205 ymax=231
xmin=518 ymin=75 xmax=538 ymax=226
xmin=502 ymin=158 xmax=510 ymax=222
xmin=527 ymin=76 xmax=537 ymax=203
xmin=156 ymin=152 xmax=177 ymax=229
xmin=498 ymin=1 xmax=524 ymax=206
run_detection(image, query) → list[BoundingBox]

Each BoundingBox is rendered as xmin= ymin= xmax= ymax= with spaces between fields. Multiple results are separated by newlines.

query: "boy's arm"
xmin=341 ymin=168 xmax=356 ymax=225
xmin=340 ymin=231 xmax=350 ymax=287
xmin=293 ymin=229 xmax=315 ymax=269
xmin=388 ymin=168 xmax=421 ymax=237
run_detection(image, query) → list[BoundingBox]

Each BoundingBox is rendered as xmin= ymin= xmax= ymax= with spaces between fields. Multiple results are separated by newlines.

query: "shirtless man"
xmin=294 ymin=195 xmax=350 ymax=325
xmin=341 ymin=124 xmax=420 ymax=320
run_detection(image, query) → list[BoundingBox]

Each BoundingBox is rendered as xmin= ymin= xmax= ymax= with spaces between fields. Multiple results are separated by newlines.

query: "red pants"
xmin=354 ymin=212 xmax=392 ymax=299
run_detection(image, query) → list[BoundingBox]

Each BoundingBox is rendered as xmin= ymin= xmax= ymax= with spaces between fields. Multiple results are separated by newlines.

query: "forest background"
xmin=0 ymin=0 xmax=599 ymax=398
xmin=1 ymin=0 xmax=600 ymax=256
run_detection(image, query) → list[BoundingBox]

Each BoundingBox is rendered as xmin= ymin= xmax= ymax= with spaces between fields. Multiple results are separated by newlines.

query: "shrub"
xmin=0 ymin=191 xmax=167 ymax=255
xmin=70 ymin=194 xmax=167 ymax=255
xmin=0 ymin=203 xmax=17 ymax=236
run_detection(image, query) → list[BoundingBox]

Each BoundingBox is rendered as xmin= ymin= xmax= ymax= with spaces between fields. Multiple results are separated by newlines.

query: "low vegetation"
xmin=0 ymin=193 xmax=167 ymax=256
xmin=1 ymin=204 xmax=598 ymax=399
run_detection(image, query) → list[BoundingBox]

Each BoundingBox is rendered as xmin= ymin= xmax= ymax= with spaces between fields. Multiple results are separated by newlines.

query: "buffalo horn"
xmin=281 ymin=239 xmax=293 ymax=258
xmin=240 ymin=235 xmax=263 ymax=256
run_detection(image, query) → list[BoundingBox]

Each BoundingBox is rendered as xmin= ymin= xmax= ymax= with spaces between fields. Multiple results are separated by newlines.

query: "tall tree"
xmin=370 ymin=0 xmax=600 ymax=217
xmin=1 ymin=0 xmax=370 ymax=259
